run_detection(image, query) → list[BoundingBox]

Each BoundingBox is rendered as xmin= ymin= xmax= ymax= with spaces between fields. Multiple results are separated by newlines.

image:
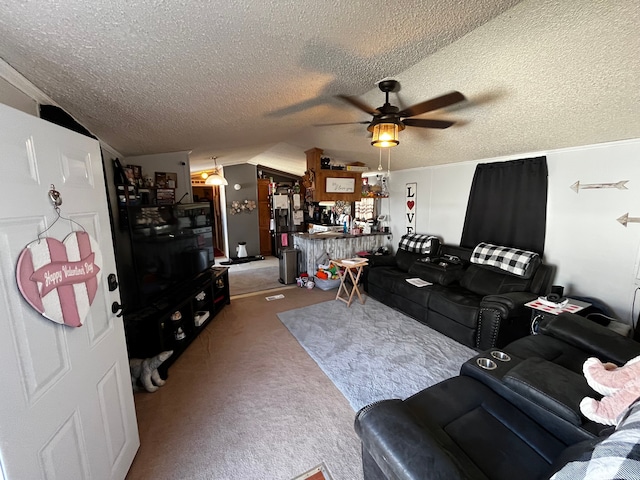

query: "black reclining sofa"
xmin=355 ymin=313 xmax=640 ymax=480
xmin=366 ymin=234 xmax=553 ymax=349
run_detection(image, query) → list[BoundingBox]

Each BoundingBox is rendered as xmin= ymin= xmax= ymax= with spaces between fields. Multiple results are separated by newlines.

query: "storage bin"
xmin=314 ymin=277 xmax=341 ymax=290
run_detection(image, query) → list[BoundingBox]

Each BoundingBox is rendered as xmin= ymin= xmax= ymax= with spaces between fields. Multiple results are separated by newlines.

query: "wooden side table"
xmin=334 ymin=259 xmax=368 ymax=307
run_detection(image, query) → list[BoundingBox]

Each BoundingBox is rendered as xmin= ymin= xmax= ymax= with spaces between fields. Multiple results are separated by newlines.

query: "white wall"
xmin=389 ymin=138 xmax=640 ymax=323
xmin=0 ymin=77 xmax=37 ymax=116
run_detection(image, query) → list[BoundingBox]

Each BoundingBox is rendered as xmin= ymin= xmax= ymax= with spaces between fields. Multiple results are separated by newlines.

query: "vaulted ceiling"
xmin=1 ymin=1 xmax=638 ymax=176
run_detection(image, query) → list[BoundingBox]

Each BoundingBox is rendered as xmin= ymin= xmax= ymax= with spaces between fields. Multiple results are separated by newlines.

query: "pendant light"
xmin=204 ymin=156 xmax=228 ymax=186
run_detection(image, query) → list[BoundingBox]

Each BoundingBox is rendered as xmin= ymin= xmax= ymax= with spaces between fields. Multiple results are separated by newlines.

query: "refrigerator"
xmin=272 ymin=192 xmax=304 ymax=259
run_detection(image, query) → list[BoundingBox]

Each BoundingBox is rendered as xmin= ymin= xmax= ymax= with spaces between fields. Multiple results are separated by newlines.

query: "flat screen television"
xmin=126 ymin=203 xmax=215 ymax=309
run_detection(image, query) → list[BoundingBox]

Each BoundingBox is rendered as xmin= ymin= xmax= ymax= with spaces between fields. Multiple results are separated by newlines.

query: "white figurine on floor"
xmin=129 ymin=350 xmax=173 ymax=393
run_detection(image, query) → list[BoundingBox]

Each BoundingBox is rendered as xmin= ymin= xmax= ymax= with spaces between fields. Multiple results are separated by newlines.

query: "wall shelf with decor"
xmin=361 ymin=174 xmax=389 ymax=198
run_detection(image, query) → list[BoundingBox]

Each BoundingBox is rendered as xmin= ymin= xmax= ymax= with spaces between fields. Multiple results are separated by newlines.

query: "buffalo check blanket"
xmin=471 ymin=242 xmax=538 ymax=277
xmin=551 ymin=399 xmax=640 ymax=479
xmin=398 ymin=234 xmax=439 ymax=255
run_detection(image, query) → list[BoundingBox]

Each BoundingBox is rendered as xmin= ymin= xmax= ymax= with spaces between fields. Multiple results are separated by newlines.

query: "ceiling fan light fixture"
xmin=371 ymin=122 xmax=399 ymax=148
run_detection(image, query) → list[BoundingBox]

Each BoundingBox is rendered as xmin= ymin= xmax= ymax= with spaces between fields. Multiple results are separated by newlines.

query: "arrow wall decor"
xmin=570 ymin=180 xmax=628 ymax=193
xmin=617 ymin=213 xmax=640 ymax=227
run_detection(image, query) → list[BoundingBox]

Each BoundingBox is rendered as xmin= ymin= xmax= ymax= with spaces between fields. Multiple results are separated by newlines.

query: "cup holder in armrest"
xmin=490 ymin=350 xmax=511 ymax=362
xmin=476 ymin=358 xmax=497 ymax=370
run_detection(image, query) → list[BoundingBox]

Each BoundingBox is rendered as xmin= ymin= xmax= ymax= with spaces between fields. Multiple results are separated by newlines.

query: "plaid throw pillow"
xmin=551 ymin=400 xmax=640 ymax=480
xmin=471 ymin=242 xmax=538 ymax=277
xmin=398 ymin=234 xmax=440 ymax=255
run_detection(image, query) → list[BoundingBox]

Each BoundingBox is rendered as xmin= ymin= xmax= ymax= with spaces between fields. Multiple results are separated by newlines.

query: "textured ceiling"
xmin=1 ymin=0 xmax=639 ymax=175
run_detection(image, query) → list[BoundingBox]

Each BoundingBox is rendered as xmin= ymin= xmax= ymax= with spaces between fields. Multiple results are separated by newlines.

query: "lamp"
xmin=205 ymin=173 xmax=227 ymax=186
xmin=371 ymin=123 xmax=399 ymax=148
xmin=204 ymin=156 xmax=228 ymax=186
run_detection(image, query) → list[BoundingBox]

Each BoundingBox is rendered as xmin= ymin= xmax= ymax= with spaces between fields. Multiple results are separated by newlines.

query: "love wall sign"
xmin=406 ymin=183 xmax=417 ymax=234
xmin=16 ymin=231 xmax=102 ymax=327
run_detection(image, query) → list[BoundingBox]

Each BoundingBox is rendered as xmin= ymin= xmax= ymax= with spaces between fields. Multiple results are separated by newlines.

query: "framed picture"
xmin=325 ymin=177 xmax=355 ymax=193
xmin=127 ymin=164 xmax=143 ymax=186
xmin=123 ymin=167 xmax=136 ymax=186
xmin=156 ymin=171 xmax=177 ymax=189
xmin=165 ymin=172 xmax=177 ymax=189
xmin=155 ymin=172 xmax=167 ymax=188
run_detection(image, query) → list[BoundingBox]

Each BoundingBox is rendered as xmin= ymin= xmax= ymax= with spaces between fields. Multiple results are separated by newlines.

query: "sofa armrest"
xmin=355 ymin=400 xmax=486 ymax=480
xmin=539 ymin=313 xmax=640 ymax=365
xmin=503 ymin=358 xmax=594 ymax=426
xmin=477 ymin=292 xmax=539 ymax=350
xmin=367 ymin=255 xmax=397 ymax=268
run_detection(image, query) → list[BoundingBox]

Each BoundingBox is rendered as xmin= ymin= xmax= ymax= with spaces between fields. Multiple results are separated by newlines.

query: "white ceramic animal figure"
xmin=129 ymin=350 xmax=173 ymax=392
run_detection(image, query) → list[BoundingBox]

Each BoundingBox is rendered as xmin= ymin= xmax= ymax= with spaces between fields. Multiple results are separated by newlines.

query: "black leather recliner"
xmin=354 ymin=313 xmax=640 ymax=480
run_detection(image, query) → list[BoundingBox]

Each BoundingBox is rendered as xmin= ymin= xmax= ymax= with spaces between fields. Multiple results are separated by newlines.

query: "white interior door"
xmin=0 ymin=103 xmax=139 ymax=479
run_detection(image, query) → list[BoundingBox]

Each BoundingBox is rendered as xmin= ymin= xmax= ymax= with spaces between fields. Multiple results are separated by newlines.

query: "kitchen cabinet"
xmin=305 ymin=147 xmax=362 ymax=202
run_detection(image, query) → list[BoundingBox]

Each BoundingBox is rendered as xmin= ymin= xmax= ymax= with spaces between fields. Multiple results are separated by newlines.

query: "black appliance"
xmin=272 ymin=192 xmax=305 ymax=258
xmin=124 ymin=203 xmax=215 ymax=310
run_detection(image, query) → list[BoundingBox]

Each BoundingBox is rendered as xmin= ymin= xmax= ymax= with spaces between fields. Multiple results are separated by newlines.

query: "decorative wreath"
xmin=333 ymin=201 xmax=349 ymax=215
xmin=230 ymin=199 xmax=257 ymax=214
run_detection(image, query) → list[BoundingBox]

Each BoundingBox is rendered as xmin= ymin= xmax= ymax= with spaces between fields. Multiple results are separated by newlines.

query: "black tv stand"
xmin=123 ymin=267 xmax=230 ymax=375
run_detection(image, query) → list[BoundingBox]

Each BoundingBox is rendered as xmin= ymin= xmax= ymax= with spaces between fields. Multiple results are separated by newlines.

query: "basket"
xmin=314 ymin=277 xmax=341 ymax=290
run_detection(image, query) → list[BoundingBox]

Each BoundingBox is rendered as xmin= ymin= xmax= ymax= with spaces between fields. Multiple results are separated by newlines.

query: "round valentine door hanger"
xmin=16 ymin=231 xmax=102 ymax=327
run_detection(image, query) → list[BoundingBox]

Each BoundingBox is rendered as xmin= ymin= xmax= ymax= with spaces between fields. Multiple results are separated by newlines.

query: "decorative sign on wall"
xmin=230 ymin=199 xmax=256 ymax=214
xmin=570 ymin=180 xmax=629 ymax=193
xmin=326 ymin=177 xmax=355 ymax=193
xmin=617 ymin=213 xmax=640 ymax=227
xmin=16 ymin=231 xmax=102 ymax=327
xmin=406 ymin=182 xmax=417 ymax=234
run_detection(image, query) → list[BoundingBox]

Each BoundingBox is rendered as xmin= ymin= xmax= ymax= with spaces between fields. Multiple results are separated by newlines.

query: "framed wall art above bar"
xmin=326 ymin=177 xmax=355 ymax=193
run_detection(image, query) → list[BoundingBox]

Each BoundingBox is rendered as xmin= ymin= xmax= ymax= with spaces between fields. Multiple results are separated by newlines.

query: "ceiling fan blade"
xmin=314 ymin=121 xmax=371 ymax=127
xmin=398 ymin=91 xmax=466 ymax=118
xmin=337 ymin=95 xmax=379 ymax=115
xmin=402 ymin=118 xmax=455 ymax=129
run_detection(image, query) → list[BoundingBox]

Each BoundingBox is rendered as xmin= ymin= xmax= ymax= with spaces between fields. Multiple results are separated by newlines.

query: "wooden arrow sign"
xmin=617 ymin=213 xmax=640 ymax=227
xmin=570 ymin=180 xmax=628 ymax=193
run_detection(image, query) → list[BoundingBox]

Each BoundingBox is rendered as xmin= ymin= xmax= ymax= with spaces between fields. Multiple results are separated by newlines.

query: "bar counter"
xmin=292 ymin=231 xmax=392 ymax=275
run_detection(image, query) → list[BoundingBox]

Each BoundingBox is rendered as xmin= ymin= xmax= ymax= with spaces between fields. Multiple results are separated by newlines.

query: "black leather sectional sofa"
xmin=354 ymin=313 xmax=640 ymax=480
xmin=366 ymin=235 xmax=553 ymax=350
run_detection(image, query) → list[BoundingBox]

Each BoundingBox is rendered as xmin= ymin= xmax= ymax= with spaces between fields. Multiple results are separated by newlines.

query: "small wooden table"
xmin=525 ymin=297 xmax=591 ymax=334
xmin=334 ymin=258 xmax=368 ymax=307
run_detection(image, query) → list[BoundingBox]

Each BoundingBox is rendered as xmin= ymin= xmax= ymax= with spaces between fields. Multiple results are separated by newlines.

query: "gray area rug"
xmin=278 ymin=298 xmax=476 ymax=411
xmin=229 ymin=265 xmax=283 ymax=296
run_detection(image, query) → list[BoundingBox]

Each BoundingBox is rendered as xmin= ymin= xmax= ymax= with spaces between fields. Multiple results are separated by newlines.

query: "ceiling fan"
xmin=319 ymin=79 xmax=466 ymax=147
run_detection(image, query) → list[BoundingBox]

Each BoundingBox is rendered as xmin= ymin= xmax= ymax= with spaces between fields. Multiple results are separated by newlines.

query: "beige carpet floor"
xmin=126 ymin=286 xmax=363 ymax=480
xmin=228 ymin=264 xmax=285 ymax=296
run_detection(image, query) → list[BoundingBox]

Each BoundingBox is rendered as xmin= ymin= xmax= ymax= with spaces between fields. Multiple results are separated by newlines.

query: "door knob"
xmin=111 ymin=301 xmax=124 ymax=317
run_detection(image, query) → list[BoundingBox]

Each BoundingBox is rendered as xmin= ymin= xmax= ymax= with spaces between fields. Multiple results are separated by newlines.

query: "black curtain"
xmin=460 ymin=156 xmax=548 ymax=254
